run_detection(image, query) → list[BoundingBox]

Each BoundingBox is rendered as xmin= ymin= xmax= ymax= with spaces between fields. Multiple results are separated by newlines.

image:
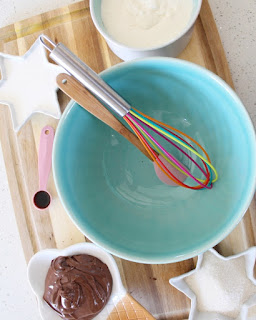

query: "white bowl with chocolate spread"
xmin=28 ymin=243 xmax=154 ymax=320
xmin=28 ymin=243 xmax=125 ymax=320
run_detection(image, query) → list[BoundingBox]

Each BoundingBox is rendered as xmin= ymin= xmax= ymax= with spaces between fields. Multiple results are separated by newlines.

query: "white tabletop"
xmin=0 ymin=0 xmax=255 ymax=319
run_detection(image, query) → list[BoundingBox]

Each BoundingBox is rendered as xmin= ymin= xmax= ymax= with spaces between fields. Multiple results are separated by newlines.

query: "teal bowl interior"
xmin=53 ymin=58 xmax=256 ymax=263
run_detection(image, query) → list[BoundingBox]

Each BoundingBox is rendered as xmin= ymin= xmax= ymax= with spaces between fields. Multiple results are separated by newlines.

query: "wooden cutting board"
xmin=0 ymin=1 xmax=255 ymax=319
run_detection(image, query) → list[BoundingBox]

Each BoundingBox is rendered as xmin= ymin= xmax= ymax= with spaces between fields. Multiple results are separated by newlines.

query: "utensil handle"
xmin=38 ymin=126 xmax=55 ymax=191
xmin=40 ymin=35 xmax=131 ymax=117
xmin=57 ymin=73 xmax=152 ymax=161
xmin=107 ymin=293 xmax=155 ymax=320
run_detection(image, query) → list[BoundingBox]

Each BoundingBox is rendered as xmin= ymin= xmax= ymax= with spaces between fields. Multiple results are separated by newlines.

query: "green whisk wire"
xmin=129 ymin=108 xmax=218 ymax=183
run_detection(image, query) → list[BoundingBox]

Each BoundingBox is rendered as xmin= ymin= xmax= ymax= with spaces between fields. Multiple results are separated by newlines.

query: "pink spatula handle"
xmin=38 ymin=126 xmax=55 ymax=191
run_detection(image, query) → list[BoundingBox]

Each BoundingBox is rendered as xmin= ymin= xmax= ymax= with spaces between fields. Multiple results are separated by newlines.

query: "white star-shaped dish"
xmin=0 ymin=37 xmax=65 ymax=132
xmin=170 ymin=248 xmax=256 ymax=320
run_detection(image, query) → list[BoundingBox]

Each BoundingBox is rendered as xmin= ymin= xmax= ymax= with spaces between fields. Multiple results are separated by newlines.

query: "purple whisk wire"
xmin=133 ymin=115 xmax=209 ymax=178
xmin=127 ymin=114 xmax=212 ymax=189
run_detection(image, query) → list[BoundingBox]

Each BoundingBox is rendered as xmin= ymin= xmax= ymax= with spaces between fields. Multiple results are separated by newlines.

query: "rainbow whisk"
xmin=41 ymin=35 xmax=218 ymax=190
xmin=124 ymin=108 xmax=217 ymax=190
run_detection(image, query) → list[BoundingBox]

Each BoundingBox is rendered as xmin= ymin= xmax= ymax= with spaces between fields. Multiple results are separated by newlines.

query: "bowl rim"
xmin=53 ymin=57 xmax=256 ymax=264
xmin=89 ymin=0 xmax=203 ymax=52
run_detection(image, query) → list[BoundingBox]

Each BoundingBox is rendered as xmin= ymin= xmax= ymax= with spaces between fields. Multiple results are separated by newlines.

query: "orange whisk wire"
xmin=124 ymin=115 xmax=211 ymax=190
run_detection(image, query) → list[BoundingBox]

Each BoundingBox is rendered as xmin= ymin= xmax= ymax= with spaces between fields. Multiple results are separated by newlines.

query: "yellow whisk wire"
xmin=129 ymin=109 xmax=218 ymax=183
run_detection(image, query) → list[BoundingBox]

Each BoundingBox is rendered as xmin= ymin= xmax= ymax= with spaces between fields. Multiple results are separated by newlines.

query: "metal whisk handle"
xmin=40 ymin=35 xmax=131 ymax=117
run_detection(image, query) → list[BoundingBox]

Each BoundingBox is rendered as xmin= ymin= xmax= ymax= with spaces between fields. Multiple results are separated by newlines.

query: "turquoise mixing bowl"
xmin=53 ymin=58 xmax=256 ymax=263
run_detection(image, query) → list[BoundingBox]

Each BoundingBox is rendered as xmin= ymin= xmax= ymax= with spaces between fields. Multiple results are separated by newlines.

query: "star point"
xmin=0 ymin=37 xmax=65 ymax=132
xmin=170 ymin=248 xmax=256 ymax=320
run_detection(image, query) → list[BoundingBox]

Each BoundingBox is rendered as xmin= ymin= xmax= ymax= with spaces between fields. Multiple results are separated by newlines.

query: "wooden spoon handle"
xmin=57 ymin=73 xmax=152 ymax=161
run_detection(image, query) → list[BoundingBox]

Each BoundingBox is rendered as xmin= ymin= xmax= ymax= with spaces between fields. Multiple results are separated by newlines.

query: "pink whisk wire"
xmin=126 ymin=114 xmax=212 ymax=189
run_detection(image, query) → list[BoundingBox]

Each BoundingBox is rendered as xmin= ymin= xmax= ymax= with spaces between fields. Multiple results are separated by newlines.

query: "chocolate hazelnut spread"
xmin=43 ymin=255 xmax=113 ymax=320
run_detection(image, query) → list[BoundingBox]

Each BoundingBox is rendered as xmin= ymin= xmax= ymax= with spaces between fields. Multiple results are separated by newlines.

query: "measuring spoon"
xmin=33 ymin=126 xmax=55 ymax=210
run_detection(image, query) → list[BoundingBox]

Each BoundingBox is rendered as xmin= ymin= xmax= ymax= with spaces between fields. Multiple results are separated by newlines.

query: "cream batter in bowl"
xmin=90 ymin=0 xmax=202 ymax=61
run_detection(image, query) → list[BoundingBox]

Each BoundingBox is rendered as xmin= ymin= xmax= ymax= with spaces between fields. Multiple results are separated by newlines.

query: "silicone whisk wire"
xmin=126 ymin=114 xmax=212 ymax=189
xmin=130 ymin=108 xmax=218 ymax=183
xmin=122 ymin=106 xmax=217 ymax=190
xmin=125 ymin=115 xmax=211 ymax=190
xmin=133 ymin=113 xmax=211 ymax=183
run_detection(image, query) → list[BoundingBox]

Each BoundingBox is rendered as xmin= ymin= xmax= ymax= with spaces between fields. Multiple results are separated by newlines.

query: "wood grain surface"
xmin=107 ymin=294 xmax=156 ymax=320
xmin=0 ymin=1 xmax=255 ymax=319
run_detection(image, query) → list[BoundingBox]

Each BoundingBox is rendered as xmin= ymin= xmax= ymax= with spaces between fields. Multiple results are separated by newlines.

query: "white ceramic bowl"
xmin=90 ymin=0 xmax=202 ymax=61
xmin=170 ymin=248 xmax=256 ymax=320
xmin=27 ymin=243 xmax=126 ymax=320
